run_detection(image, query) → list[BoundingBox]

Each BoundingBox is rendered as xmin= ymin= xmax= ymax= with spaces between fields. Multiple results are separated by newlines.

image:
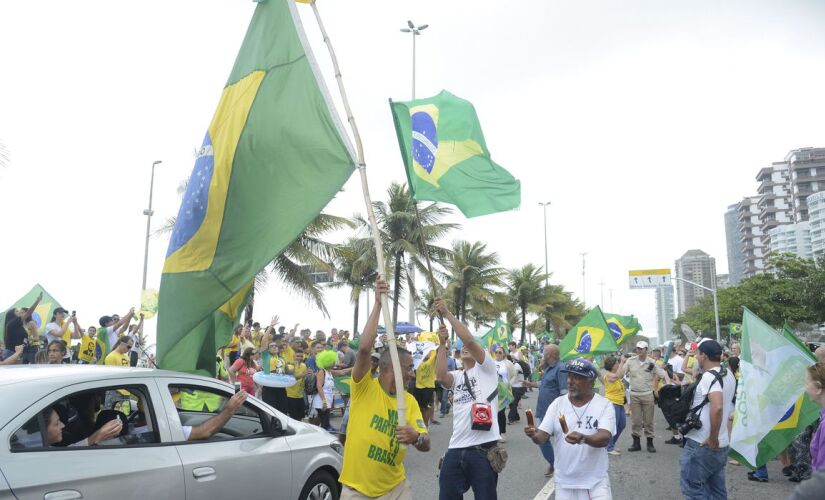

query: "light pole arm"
xmin=672 ymin=276 xmax=721 ymax=343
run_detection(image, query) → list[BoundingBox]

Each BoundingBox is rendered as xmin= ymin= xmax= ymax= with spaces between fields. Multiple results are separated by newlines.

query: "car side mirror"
xmin=269 ymin=415 xmax=285 ymax=437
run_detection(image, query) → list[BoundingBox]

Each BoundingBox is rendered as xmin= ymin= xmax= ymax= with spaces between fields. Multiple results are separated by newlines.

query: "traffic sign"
xmin=628 ymin=269 xmax=671 ymax=289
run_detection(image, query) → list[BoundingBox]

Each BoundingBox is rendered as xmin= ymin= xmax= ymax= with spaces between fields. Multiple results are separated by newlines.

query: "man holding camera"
xmin=435 ymin=298 xmax=502 ymax=500
xmin=624 ymin=340 xmax=671 ymax=452
xmin=679 ymin=339 xmax=735 ymax=499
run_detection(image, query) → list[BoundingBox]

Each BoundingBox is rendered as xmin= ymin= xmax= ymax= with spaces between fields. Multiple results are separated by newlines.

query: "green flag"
xmin=389 ymin=90 xmax=521 ymax=218
xmin=480 ymin=319 xmax=512 ymax=350
xmin=0 ymin=284 xmax=63 ymax=340
xmin=334 ymin=374 xmax=353 ymax=396
xmin=729 ymin=309 xmax=819 ymax=468
xmin=558 ymin=306 xmax=619 ymax=361
xmin=157 ymin=0 xmax=356 ymax=376
xmin=603 ymin=313 xmax=640 ymax=346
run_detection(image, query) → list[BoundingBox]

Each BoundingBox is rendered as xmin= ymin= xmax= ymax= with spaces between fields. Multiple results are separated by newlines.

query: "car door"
xmin=0 ymin=378 xmax=184 ymax=500
xmin=157 ymin=378 xmax=293 ymax=499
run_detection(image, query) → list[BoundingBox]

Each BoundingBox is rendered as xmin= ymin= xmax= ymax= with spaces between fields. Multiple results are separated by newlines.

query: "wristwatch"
xmin=415 ymin=432 xmax=425 ymax=447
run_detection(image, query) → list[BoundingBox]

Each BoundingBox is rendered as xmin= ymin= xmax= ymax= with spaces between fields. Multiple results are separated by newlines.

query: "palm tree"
xmin=355 ymin=182 xmax=458 ymax=325
xmin=440 ymin=240 xmax=504 ymax=324
xmin=537 ymin=284 xmax=585 ymax=338
xmin=504 ymin=264 xmax=550 ymax=344
xmin=328 ymin=238 xmax=379 ymax=335
xmin=155 ymin=177 xmax=352 ymax=317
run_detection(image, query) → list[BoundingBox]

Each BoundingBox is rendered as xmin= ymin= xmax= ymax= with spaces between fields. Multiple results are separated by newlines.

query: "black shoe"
xmin=665 ymin=436 xmax=682 ymax=445
xmin=646 ymin=438 xmax=656 ymax=453
xmin=747 ymin=472 xmax=768 ymax=483
xmin=782 ymin=466 xmax=794 ymax=477
xmin=789 ymin=475 xmax=803 ymax=483
xmin=628 ymin=436 xmax=642 ymax=452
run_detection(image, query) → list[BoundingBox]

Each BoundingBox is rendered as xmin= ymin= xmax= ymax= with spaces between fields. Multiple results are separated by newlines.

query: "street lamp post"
xmin=580 ymin=252 xmax=588 ymax=306
xmin=539 ymin=201 xmax=551 ymax=332
xmin=672 ymin=276 xmax=721 ymax=342
xmin=400 ymin=20 xmax=428 ymax=99
xmin=401 ymin=20 xmax=428 ymax=325
xmin=142 ymin=160 xmax=162 ymax=291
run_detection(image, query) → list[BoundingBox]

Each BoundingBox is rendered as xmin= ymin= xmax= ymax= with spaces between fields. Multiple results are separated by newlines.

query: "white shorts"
xmin=555 ymin=476 xmax=612 ymax=500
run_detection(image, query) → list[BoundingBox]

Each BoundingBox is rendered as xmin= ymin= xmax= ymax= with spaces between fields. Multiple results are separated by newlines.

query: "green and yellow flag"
xmin=0 ymin=284 xmax=63 ymax=340
xmin=480 ymin=319 xmax=512 ymax=350
xmin=389 ymin=90 xmax=520 ymax=218
xmin=157 ymin=0 xmax=356 ymax=376
xmin=729 ymin=310 xmax=819 ymax=468
xmin=603 ymin=313 xmax=641 ymax=346
xmin=558 ymin=306 xmax=618 ymax=361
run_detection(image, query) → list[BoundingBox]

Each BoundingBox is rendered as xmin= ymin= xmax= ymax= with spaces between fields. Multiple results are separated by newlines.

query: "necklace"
xmin=570 ymin=396 xmax=594 ymax=428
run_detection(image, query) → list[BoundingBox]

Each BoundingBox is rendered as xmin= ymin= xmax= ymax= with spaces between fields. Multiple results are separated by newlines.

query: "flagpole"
xmin=308 ymin=0 xmax=407 ymax=425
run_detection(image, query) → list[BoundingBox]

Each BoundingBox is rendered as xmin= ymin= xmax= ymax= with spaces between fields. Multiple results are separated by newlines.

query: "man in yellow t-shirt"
xmin=414 ymin=351 xmax=437 ymax=428
xmin=340 ymin=280 xmax=430 ymax=499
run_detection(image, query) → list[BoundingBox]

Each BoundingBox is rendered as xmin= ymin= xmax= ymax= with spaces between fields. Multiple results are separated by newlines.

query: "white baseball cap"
xmin=636 ymin=340 xmax=649 ymax=349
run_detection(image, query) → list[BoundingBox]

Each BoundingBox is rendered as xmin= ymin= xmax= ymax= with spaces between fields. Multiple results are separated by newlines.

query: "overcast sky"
xmin=2 ymin=0 xmax=824 ymax=347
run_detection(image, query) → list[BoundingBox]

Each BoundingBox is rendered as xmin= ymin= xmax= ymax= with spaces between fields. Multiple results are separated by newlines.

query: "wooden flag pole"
xmin=308 ymin=0 xmax=407 ymax=425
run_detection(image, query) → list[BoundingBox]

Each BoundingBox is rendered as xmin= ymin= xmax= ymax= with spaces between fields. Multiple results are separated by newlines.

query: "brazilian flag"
xmin=603 ymin=313 xmax=641 ymax=346
xmin=389 ymin=90 xmax=521 ymax=218
xmin=334 ymin=375 xmax=353 ymax=396
xmin=0 ymin=284 xmax=63 ymax=339
xmin=157 ymin=0 xmax=356 ymax=376
xmin=480 ymin=319 xmax=512 ymax=350
xmin=558 ymin=306 xmax=619 ymax=361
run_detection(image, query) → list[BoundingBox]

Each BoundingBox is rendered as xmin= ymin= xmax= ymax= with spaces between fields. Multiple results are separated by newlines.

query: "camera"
xmin=471 ymin=402 xmax=493 ymax=430
xmin=676 ymin=411 xmax=702 ymax=436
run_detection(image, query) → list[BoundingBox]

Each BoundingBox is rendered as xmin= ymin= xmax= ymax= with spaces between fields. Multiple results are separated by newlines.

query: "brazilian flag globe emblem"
xmin=390 ymin=90 xmax=521 ymax=218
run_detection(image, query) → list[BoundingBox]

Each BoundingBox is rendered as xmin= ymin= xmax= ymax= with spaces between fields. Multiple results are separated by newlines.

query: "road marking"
xmin=532 ymin=476 xmax=555 ymax=500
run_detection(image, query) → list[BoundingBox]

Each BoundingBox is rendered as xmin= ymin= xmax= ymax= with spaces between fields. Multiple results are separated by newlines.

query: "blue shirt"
xmin=305 ymin=356 xmax=318 ymax=372
xmin=447 ymin=356 xmax=457 ymax=371
xmin=536 ymin=361 xmax=568 ymax=420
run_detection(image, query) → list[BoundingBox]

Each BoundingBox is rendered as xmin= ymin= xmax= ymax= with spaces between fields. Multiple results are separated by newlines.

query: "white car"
xmin=0 ymin=365 xmax=342 ymax=500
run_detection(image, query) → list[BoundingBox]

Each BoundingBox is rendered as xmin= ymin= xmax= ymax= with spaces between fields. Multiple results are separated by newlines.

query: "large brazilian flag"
xmin=0 ymin=284 xmax=63 ymax=339
xmin=157 ymin=0 xmax=356 ymax=376
xmin=558 ymin=306 xmax=619 ymax=362
xmin=389 ymin=90 xmax=521 ymax=218
xmin=603 ymin=313 xmax=641 ymax=346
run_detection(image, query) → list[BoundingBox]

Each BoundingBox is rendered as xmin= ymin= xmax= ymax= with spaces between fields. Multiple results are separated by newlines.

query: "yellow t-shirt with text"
xmin=339 ymin=375 xmax=427 ymax=497
xmin=415 ymin=351 xmax=437 ymax=389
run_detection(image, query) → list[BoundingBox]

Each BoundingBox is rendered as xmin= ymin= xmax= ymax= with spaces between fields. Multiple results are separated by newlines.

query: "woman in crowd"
xmin=804 ymin=362 xmax=825 ymax=474
xmin=229 ymin=347 xmax=258 ymax=396
xmin=261 ymin=342 xmax=289 ymax=414
xmin=493 ymin=345 xmax=515 ymax=442
xmin=602 ymin=355 xmax=627 ymax=456
xmin=41 ymin=340 xmax=67 ymax=365
xmin=312 ymin=350 xmax=338 ymax=431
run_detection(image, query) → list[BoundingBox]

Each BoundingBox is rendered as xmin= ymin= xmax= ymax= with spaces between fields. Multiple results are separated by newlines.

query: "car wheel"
xmin=298 ymin=470 xmax=339 ymax=500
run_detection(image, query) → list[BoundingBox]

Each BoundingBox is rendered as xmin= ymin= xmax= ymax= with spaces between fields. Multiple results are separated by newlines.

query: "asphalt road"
xmin=333 ymin=391 xmax=800 ymax=499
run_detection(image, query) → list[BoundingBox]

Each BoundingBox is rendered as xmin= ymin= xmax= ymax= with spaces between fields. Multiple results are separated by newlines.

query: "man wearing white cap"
xmin=623 ymin=340 xmax=671 ymax=452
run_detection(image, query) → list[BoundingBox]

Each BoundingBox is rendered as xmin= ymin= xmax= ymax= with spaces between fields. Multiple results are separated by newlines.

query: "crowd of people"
xmin=4 ymin=286 xmax=825 ymax=500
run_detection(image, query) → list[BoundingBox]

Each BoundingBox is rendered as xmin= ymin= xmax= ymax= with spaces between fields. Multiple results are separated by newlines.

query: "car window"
xmin=9 ymin=385 xmax=159 ymax=452
xmin=168 ymin=384 xmax=266 ymax=442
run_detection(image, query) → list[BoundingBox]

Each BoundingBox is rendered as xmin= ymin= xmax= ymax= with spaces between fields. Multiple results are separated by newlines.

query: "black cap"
xmin=54 ymin=307 xmax=69 ymax=315
xmin=698 ymin=339 xmax=722 ymax=358
xmin=99 ymin=315 xmax=114 ymax=327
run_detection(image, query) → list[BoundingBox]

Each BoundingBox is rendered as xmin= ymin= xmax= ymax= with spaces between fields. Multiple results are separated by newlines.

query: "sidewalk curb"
xmin=532 ymin=477 xmax=555 ymax=500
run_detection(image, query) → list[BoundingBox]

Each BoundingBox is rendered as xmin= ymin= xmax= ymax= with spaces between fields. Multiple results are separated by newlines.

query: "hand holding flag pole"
xmin=306 ymin=0 xmax=407 ymax=425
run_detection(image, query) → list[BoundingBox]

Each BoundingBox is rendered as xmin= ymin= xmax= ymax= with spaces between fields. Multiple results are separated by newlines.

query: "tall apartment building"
xmin=724 ymin=204 xmax=746 ymax=285
xmin=808 ymin=191 xmax=825 ymax=258
xmin=655 ymin=285 xmax=675 ymax=345
xmin=768 ymin=222 xmax=812 ymax=259
xmin=736 ymin=196 xmax=767 ymax=278
xmin=756 ymin=161 xmax=794 ymax=248
xmin=786 ymin=148 xmax=825 ymax=221
xmin=675 ymin=249 xmax=717 ymax=315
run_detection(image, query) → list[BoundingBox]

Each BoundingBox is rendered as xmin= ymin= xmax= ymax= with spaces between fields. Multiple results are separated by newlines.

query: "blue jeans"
xmin=540 ymin=439 xmax=554 ymax=466
xmin=607 ymin=403 xmax=626 ymax=452
xmin=439 ymin=445 xmax=498 ymax=500
xmin=439 ymin=388 xmax=451 ymax=417
xmin=680 ymin=439 xmax=728 ymax=499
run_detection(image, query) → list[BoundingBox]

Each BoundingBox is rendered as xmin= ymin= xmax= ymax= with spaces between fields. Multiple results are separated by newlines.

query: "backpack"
xmin=658 ymin=367 xmax=726 ymax=428
xmin=304 ymin=370 xmax=318 ymax=396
